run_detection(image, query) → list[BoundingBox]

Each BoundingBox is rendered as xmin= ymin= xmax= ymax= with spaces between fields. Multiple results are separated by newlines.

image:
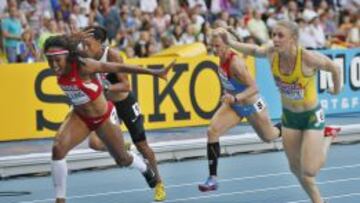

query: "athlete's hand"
xmin=154 ymin=59 xmax=176 ymax=81
xmin=71 ymin=28 xmax=94 ymax=41
xmin=222 ymin=93 xmax=236 ymax=104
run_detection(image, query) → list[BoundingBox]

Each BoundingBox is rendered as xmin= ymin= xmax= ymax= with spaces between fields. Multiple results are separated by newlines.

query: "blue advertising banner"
xmin=255 ymin=48 xmax=360 ymax=119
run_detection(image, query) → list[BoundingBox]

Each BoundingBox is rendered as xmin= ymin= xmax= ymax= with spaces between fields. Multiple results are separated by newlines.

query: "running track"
xmin=1 ymin=143 xmax=359 ymax=203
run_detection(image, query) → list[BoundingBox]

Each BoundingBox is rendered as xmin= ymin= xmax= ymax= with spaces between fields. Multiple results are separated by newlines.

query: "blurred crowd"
xmin=0 ymin=0 xmax=359 ymax=64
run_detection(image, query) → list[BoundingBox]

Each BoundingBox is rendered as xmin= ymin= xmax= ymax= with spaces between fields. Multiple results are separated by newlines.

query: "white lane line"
xmin=287 ymin=192 xmax=360 ymax=203
xmin=17 ymin=163 xmax=360 ymax=203
xmin=165 ymin=177 xmax=360 ymax=203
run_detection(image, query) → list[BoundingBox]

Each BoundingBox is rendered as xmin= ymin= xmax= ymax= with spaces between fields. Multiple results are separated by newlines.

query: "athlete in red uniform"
xmin=44 ymin=35 xmax=174 ymax=203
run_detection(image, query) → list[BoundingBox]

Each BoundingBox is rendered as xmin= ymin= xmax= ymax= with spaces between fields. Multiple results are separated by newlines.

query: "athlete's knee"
xmin=302 ymin=167 xmax=318 ymax=178
xmin=52 ymin=141 xmax=68 ymax=160
xmin=114 ymin=152 xmax=133 ymax=167
xmin=207 ymin=125 xmax=221 ymax=139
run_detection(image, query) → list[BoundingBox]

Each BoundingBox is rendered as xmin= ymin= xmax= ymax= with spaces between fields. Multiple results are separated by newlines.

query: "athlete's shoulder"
xmin=108 ymin=48 xmax=123 ymax=63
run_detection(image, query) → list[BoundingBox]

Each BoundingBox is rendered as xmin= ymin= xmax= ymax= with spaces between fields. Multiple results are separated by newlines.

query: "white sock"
xmin=128 ymin=151 xmax=147 ymax=173
xmin=51 ymin=159 xmax=67 ymax=199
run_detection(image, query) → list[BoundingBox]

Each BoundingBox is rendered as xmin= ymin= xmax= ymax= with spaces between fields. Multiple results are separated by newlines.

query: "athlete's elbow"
xmin=251 ymin=87 xmax=259 ymax=96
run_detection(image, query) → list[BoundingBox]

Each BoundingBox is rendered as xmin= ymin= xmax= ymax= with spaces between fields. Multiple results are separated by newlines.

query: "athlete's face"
xmin=211 ymin=36 xmax=227 ymax=57
xmin=272 ymin=25 xmax=295 ymax=52
xmin=46 ymin=48 xmax=69 ymax=76
xmin=82 ymin=37 xmax=102 ymax=58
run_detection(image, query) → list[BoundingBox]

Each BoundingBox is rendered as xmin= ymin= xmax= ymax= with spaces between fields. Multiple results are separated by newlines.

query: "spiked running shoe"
xmin=324 ymin=126 xmax=341 ymax=139
xmin=154 ymin=182 xmax=166 ymax=201
xmin=198 ymin=176 xmax=218 ymax=192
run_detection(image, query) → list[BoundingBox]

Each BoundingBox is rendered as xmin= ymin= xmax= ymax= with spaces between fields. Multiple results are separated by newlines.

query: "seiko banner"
xmin=0 ymin=48 xmax=358 ymax=141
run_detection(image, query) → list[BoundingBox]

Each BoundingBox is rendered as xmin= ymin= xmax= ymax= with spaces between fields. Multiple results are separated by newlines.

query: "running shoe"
xmin=154 ymin=182 xmax=166 ymax=201
xmin=198 ymin=176 xmax=218 ymax=192
xmin=324 ymin=126 xmax=341 ymax=139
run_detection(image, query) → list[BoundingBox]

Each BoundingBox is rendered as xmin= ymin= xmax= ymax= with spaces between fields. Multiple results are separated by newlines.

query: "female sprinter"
xmin=43 ymin=35 xmax=173 ymax=203
xmin=80 ymin=26 xmax=166 ymax=201
xmin=198 ymin=33 xmax=281 ymax=192
xmin=216 ymin=20 xmax=342 ymax=203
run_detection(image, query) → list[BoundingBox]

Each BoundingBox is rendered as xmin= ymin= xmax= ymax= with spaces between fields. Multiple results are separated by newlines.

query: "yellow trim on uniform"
xmin=271 ymin=47 xmax=317 ymax=107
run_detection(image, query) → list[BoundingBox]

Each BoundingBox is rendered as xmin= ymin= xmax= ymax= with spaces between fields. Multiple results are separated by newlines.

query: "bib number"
xmin=314 ymin=108 xmax=325 ymax=127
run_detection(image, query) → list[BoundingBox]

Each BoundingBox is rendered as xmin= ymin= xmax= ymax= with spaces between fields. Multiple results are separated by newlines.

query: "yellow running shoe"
xmin=154 ymin=182 xmax=166 ymax=201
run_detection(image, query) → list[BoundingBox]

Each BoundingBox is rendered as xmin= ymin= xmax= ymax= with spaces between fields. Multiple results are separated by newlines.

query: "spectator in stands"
xmin=20 ymin=0 xmax=43 ymax=39
xmin=69 ymin=4 xmax=88 ymax=29
xmin=197 ymin=21 xmax=212 ymax=47
xmin=247 ymin=10 xmax=270 ymax=44
xmin=187 ymin=0 xmax=207 ymax=14
xmin=234 ymin=18 xmax=251 ymax=41
xmin=171 ymin=24 xmax=184 ymax=45
xmin=95 ymin=0 xmax=121 ymax=43
xmin=152 ymin=7 xmax=170 ymax=40
xmin=18 ymin=28 xmax=40 ymax=63
xmin=140 ymin=0 xmax=158 ymax=13
xmin=38 ymin=19 xmax=60 ymax=50
xmin=1 ymin=0 xmax=28 ymax=28
xmin=124 ymin=45 xmax=136 ymax=58
xmin=119 ymin=5 xmax=137 ymax=33
xmin=346 ymin=17 xmax=360 ymax=47
xmin=53 ymin=0 xmax=73 ymax=23
xmin=298 ymin=15 xmax=318 ymax=49
xmin=2 ymin=6 xmax=23 ymax=63
xmin=134 ymin=30 xmax=151 ymax=57
xmin=159 ymin=0 xmax=179 ymax=15
xmin=180 ymin=24 xmax=197 ymax=44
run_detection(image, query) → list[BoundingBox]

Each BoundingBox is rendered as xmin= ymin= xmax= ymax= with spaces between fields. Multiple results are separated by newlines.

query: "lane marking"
xmin=17 ymin=163 xmax=360 ymax=203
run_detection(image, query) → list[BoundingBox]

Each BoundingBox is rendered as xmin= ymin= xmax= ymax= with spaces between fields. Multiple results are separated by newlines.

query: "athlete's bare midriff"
xmin=73 ymin=93 xmax=108 ymax=118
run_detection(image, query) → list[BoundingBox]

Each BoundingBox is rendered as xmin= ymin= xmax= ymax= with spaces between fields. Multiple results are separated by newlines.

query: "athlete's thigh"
xmin=54 ymin=110 xmax=91 ymax=152
xmin=209 ymin=103 xmax=242 ymax=135
xmin=282 ymin=127 xmax=303 ymax=167
xmin=301 ymin=130 xmax=325 ymax=172
xmin=247 ymin=107 xmax=275 ymax=139
xmin=95 ymin=119 xmax=127 ymax=159
xmin=88 ymin=131 xmax=107 ymax=149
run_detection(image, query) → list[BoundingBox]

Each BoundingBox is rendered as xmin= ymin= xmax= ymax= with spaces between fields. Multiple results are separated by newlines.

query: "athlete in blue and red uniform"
xmin=198 ymin=33 xmax=282 ymax=192
xmin=44 ymin=35 xmax=173 ymax=203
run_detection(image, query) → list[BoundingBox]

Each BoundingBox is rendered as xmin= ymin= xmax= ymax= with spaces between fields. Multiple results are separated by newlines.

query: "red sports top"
xmin=219 ymin=51 xmax=237 ymax=77
xmin=57 ymin=61 xmax=103 ymax=106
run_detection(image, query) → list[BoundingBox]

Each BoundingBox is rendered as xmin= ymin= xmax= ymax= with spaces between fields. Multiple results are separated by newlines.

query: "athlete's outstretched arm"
xmin=81 ymin=58 xmax=176 ymax=81
xmin=214 ymin=28 xmax=272 ymax=57
xmin=304 ymin=50 xmax=342 ymax=95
